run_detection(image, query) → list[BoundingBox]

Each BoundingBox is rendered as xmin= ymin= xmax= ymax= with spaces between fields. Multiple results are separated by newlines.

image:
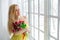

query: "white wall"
xmin=0 ymin=0 xmax=20 ymax=40
xmin=0 ymin=0 xmax=10 ymax=40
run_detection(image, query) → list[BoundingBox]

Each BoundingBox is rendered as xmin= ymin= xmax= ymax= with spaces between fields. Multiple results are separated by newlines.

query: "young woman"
xmin=8 ymin=4 xmax=29 ymax=40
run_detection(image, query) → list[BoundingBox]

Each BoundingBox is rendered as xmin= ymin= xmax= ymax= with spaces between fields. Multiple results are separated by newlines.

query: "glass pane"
xmin=50 ymin=37 xmax=55 ymax=40
xmin=51 ymin=0 xmax=58 ymax=16
xmin=34 ymin=0 xmax=38 ymax=13
xmin=24 ymin=2 xmax=28 ymax=12
xmin=39 ymin=31 xmax=44 ymax=40
xmin=30 ymin=14 xmax=33 ymax=26
xmin=35 ymin=29 xmax=38 ymax=40
xmin=31 ymin=26 xmax=35 ymax=39
xmin=40 ymin=0 xmax=44 ymax=14
xmin=50 ymin=18 xmax=58 ymax=39
xmin=39 ymin=15 xmax=44 ymax=31
xmin=35 ymin=15 xmax=38 ymax=28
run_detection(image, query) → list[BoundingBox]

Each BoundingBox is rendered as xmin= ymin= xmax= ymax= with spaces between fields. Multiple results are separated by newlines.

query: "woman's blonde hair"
xmin=8 ymin=4 xmax=19 ymax=35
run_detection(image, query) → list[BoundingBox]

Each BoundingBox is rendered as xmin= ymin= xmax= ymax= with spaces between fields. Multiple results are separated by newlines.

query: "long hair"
xmin=8 ymin=4 xmax=19 ymax=35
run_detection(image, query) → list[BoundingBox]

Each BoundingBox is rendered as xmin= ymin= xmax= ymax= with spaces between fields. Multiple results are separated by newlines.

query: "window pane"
xmin=35 ymin=15 xmax=38 ymax=28
xmin=50 ymin=37 xmax=55 ymax=40
xmin=35 ymin=29 xmax=38 ymax=40
xmin=34 ymin=0 xmax=38 ymax=13
xmin=39 ymin=15 xmax=44 ymax=31
xmin=51 ymin=0 xmax=58 ymax=16
xmin=24 ymin=2 xmax=28 ymax=12
xmin=39 ymin=31 xmax=44 ymax=40
xmin=50 ymin=18 xmax=58 ymax=39
xmin=40 ymin=0 xmax=44 ymax=14
xmin=30 ymin=14 xmax=33 ymax=26
xmin=31 ymin=26 xmax=35 ymax=39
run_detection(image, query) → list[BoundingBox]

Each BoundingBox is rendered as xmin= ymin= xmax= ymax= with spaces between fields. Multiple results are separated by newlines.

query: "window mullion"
xmin=28 ymin=0 xmax=32 ymax=40
xmin=44 ymin=0 xmax=49 ymax=40
xmin=33 ymin=0 xmax=35 ymax=40
xmin=58 ymin=0 xmax=60 ymax=40
xmin=48 ymin=0 xmax=51 ymax=40
xmin=38 ymin=0 xmax=40 ymax=40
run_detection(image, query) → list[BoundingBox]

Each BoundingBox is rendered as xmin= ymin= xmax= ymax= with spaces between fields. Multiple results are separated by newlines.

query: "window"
xmin=17 ymin=0 xmax=59 ymax=40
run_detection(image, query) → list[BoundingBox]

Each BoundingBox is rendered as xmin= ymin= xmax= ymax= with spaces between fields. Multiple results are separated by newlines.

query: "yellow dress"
xmin=10 ymin=24 xmax=29 ymax=40
xmin=11 ymin=32 xmax=28 ymax=40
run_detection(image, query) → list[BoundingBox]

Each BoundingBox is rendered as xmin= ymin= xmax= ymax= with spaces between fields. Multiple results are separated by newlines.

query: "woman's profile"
xmin=8 ymin=4 xmax=29 ymax=40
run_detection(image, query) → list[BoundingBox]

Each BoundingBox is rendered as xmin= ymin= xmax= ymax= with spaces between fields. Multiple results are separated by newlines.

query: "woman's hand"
xmin=14 ymin=28 xmax=27 ymax=35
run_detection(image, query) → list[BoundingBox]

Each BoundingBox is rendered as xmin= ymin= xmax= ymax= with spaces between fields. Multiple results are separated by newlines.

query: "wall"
xmin=0 ymin=0 xmax=18 ymax=40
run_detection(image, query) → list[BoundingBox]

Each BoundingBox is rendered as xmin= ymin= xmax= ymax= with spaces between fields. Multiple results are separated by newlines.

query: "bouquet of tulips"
xmin=12 ymin=20 xmax=27 ymax=33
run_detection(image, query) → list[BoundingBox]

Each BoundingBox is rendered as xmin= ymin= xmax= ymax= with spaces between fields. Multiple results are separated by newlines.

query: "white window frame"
xmin=18 ymin=0 xmax=59 ymax=40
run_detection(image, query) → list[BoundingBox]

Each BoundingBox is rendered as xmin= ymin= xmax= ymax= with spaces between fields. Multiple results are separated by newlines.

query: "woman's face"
xmin=15 ymin=6 xmax=20 ymax=16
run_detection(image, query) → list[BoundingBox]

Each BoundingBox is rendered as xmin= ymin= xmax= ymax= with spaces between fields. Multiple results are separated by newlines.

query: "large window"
xmin=17 ymin=0 xmax=59 ymax=40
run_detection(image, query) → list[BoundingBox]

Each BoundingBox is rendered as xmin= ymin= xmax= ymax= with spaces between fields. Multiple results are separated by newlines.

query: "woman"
xmin=8 ymin=4 xmax=29 ymax=40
